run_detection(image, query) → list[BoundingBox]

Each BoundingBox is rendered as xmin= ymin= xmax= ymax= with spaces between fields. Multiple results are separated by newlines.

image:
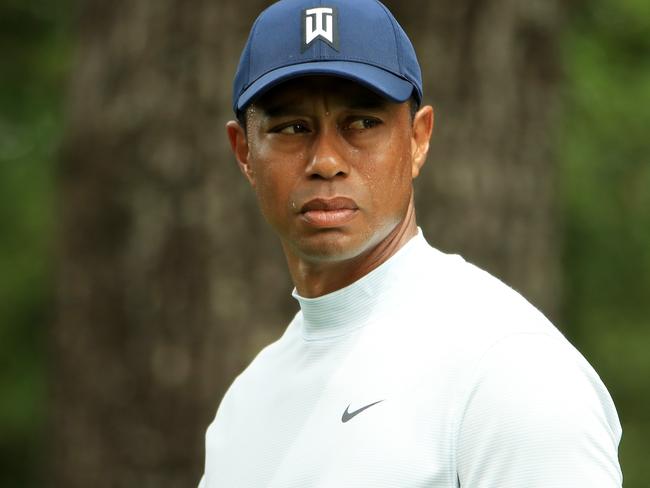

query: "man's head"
xmin=227 ymin=0 xmax=433 ymax=267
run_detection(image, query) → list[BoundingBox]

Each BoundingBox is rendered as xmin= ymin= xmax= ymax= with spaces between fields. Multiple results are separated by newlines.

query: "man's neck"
xmin=285 ymin=204 xmax=418 ymax=298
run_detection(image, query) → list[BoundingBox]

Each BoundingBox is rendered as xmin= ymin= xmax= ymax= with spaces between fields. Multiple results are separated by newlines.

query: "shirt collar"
xmin=292 ymin=228 xmax=426 ymax=341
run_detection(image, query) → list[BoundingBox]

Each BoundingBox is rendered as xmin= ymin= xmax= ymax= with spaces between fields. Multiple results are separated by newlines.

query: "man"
xmin=200 ymin=0 xmax=622 ymax=486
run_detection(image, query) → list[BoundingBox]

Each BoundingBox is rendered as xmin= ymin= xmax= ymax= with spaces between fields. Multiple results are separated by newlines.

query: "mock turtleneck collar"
xmin=292 ymin=229 xmax=427 ymax=341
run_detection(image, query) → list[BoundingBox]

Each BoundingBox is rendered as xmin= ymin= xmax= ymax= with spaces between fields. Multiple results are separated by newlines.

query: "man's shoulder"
xmin=412 ymin=242 xmax=552 ymax=322
xmin=401 ymin=241 xmax=566 ymax=360
xmin=400 ymin=245 xmax=617 ymax=427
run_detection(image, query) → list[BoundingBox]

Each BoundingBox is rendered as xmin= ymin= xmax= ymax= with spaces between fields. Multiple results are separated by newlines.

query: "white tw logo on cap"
xmin=302 ymin=7 xmax=339 ymax=52
xmin=305 ymin=8 xmax=333 ymax=44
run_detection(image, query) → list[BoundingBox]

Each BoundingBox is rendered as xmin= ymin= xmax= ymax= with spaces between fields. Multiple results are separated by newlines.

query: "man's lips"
xmin=300 ymin=197 xmax=358 ymax=213
xmin=299 ymin=197 xmax=359 ymax=227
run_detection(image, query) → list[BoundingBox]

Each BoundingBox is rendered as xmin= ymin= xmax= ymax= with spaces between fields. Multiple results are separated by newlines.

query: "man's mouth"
xmin=299 ymin=197 xmax=359 ymax=227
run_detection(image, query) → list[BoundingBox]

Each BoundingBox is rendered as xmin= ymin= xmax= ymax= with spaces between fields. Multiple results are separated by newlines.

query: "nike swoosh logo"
xmin=341 ymin=400 xmax=384 ymax=423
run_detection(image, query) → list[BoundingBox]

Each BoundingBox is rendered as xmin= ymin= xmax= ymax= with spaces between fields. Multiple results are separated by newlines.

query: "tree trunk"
xmin=51 ymin=0 xmax=562 ymax=486
xmin=386 ymin=0 xmax=563 ymax=319
xmin=51 ymin=1 xmax=291 ymax=487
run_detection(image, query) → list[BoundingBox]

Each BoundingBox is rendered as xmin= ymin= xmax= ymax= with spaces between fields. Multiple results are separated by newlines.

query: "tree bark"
xmin=385 ymin=0 xmax=563 ymax=319
xmin=51 ymin=0 xmax=562 ymax=486
xmin=52 ymin=1 xmax=290 ymax=487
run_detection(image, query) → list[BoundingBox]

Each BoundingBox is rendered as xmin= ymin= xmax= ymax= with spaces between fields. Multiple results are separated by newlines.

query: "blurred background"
xmin=0 ymin=0 xmax=648 ymax=486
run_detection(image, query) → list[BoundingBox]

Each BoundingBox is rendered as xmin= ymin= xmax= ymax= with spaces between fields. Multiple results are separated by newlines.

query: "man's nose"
xmin=305 ymin=130 xmax=349 ymax=180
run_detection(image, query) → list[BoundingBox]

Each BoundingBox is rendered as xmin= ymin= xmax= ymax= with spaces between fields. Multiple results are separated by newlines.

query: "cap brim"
xmin=235 ymin=61 xmax=415 ymax=113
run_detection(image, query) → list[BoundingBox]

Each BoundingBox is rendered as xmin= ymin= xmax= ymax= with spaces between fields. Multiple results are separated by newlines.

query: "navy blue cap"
xmin=233 ymin=0 xmax=423 ymax=116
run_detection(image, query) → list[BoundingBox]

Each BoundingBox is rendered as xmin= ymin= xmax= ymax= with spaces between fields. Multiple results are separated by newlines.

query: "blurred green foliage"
xmin=0 ymin=0 xmax=648 ymax=486
xmin=560 ymin=0 xmax=650 ymax=486
xmin=0 ymin=0 xmax=70 ymax=485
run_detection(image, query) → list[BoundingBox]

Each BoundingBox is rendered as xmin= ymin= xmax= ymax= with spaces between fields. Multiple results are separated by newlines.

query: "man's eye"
xmin=347 ymin=118 xmax=381 ymax=130
xmin=275 ymin=123 xmax=310 ymax=134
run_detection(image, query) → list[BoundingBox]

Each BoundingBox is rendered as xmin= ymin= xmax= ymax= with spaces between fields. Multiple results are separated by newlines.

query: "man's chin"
xmin=290 ymin=230 xmax=370 ymax=263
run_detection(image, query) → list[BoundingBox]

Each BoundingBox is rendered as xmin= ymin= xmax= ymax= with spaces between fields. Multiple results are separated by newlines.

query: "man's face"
xmin=229 ymin=77 xmax=430 ymax=264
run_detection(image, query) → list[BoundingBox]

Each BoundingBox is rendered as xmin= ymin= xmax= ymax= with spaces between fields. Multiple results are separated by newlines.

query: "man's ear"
xmin=410 ymin=105 xmax=434 ymax=179
xmin=226 ymin=120 xmax=256 ymax=187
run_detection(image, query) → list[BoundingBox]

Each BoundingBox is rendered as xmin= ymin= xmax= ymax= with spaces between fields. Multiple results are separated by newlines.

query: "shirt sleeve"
xmin=456 ymin=333 xmax=622 ymax=488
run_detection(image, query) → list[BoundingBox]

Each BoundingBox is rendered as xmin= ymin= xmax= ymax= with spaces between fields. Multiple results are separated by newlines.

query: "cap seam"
xmin=244 ymin=15 xmax=264 ymax=100
xmin=375 ymin=0 xmax=404 ymax=78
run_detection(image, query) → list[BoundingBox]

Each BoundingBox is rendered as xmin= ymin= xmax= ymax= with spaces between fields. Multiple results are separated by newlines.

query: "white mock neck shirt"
xmin=200 ymin=230 xmax=622 ymax=487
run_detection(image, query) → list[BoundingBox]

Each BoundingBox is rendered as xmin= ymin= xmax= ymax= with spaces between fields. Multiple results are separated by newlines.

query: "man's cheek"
xmin=256 ymin=181 xmax=285 ymax=220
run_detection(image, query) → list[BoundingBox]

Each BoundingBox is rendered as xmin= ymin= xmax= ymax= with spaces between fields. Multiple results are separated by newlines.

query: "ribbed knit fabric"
xmin=200 ymin=230 xmax=622 ymax=487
